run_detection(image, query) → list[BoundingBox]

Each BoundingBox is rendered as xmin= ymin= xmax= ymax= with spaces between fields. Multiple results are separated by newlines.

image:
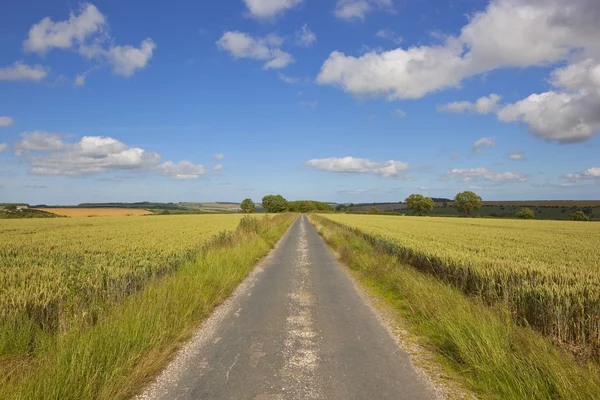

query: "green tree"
xmin=240 ymin=198 xmax=256 ymax=213
xmin=516 ymin=208 xmax=535 ymax=219
xmin=405 ymin=194 xmax=434 ymax=216
xmin=570 ymin=211 xmax=590 ymax=221
xmin=454 ymin=191 xmax=482 ymax=216
xmin=370 ymin=207 xmax=379 ymax=214
xmin=262 ymin=195 xmax=288 ymax=213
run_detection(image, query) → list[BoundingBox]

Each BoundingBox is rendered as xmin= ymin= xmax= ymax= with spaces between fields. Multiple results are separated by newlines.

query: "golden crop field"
xmin=0 ymin=214 xmax=244 ymax=356
xmin=323 ymin=214 xmax=600 ymax=355
xmin=34 ymin=207 xmax=152 ymax=217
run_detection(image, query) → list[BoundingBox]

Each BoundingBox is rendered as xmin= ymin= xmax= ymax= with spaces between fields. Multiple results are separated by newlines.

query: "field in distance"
xmin=34 ymin=207 xmax=153 ymax=217
xmin=322 ymin=213 xmax=600 ymax=359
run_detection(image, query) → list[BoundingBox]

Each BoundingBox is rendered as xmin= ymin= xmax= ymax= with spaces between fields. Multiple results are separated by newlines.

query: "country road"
xmin=138 ymin=215 xmax=435 ymax=400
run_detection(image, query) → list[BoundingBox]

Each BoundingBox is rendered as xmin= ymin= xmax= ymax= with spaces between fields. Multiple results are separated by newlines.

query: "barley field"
xmin=0 ymin=214 xmax=244 ymax=357
xmin=322 ymin=214 xmax=600 ymax=357
xmin=34 ymin=207 xmax=152 ymax=217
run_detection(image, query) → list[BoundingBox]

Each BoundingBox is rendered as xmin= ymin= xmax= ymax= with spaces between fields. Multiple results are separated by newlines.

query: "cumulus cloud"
xmin=438 ymin=94 xmax=502 ymax=114
xmin=564 ymin=167 xmax=600 ymax=181
xmin=23 ymin=3 xmax=106 ymax=54
xmin=213 ymin=164 xmax=223 ymax=171
xmin=15 ymin=132 xmax=161 ymax=176
xmin=472 ymin=137 xmax=496 ymax=153
xmin=318 ymin=0 xmax=600 ymax=96
xmin=334 ymin=0 xmax=393 ymax=21
xmin=305 ymin=156 xmax=409 ymax=178
xmin=508 ymin=151 xmax=525 ymax=160
xmin=497 ymin=90 xmax=600 ymax=143
xmin=157 ymin=161 xmax=207 ymax=179
xmin=0 ymin=117 xmax=14 ymax=127
xmin=0 ymin=62 xmax=48 ymax=81
xmin=216 ymin=31 xmax=294 ymax=70
xmin=296 ymin=24 xmax=316 ymax=47
xmin=441 ymin=167 xmax=526 ymax=183
xmin=212 ymin=153 xmax=225 ymax=160
xmin=243 ymin=0 xmax=303 ymax=19
xmin=22 ymin=3 xmax=154 ymax=79
xmin=375 ymin=29 xmax=402 ymax=44
xmin=74 ymin=74 xmax=86 ymax=86
xmin=0 ymin=143 xmax=7 ymax=152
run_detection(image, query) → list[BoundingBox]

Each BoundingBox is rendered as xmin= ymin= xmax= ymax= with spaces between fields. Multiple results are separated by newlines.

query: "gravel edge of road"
xmin=317 ymin=235 xmax=478 ymax=400
xmin=135 ymin=219 xmax=297 ymax=400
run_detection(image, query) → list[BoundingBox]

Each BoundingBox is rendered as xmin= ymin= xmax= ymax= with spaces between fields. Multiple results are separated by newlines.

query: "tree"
xmin=240 ymin=198 xmax=256 ymax=213
xmin=570 ymin=211 xmax=590 ymax=221
xmin=262 ymin=195 xmax=288 ymax=213
xmin=405 ymin=194 xmax=434 ymax=216
xmin=454 ymin=191 xmax=482 ymax=216
xmin=516 ymin=208 xmax=535 ymax=219
xmin=370 ymin=207 xmax=379 ymax=214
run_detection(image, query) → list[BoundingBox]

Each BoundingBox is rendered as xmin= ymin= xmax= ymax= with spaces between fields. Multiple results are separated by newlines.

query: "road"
xmin=139 ymin=215 xmax=435 ymax=400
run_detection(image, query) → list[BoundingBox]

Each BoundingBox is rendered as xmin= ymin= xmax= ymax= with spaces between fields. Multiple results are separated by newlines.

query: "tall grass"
xmin=309 ymin=214 xmax=600 ymax=399
xmin=322 ymin=214 xmax=600 ymax=360
xmin=0 ymin=214 xmax=295 ymax=399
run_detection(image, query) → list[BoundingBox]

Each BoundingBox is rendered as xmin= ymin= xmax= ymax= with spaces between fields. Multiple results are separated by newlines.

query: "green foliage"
xmin=288 ymin=200 xmax=333 ymax=213
xmin=571 ymin=210 xmax=591 ymax=221
xmin=454 ymin=191 xmax=482 ymax=216
xmin=261 ymin=195 xmax=289 ymax=213
xmin=0 ymin=209 xmax=61 ymax=219
xmin=240 ymin=198 xmax=256 ymax=213
xmin=404 ymin=194 xmax=434 ymax=216
xmin=516 ymin=208 xmax=535 ymax=219
xmin=370 ymin=207 xmax=378 ymax=214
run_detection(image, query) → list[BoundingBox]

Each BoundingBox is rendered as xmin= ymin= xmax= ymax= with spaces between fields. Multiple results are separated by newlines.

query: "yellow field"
xmin=322 ymin=214 xmax=600 ymax=354
xmin=34 ymin=207 xmax=152 ymax=217
xmin=0 ymin=214 xmax=244 ymax=336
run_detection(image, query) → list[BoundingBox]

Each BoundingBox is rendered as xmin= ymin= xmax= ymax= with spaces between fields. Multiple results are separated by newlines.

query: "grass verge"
xmin=309 ymin=214 xmax=600 ymax=399
xmin=1 ymin=214 xmax=296 ymax=400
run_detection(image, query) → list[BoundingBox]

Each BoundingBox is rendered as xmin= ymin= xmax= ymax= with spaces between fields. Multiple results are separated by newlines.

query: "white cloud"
xmin=216 ymin=31 xmax=294 ymax=70
xmin=334 ymin=0 xmax=393 ymax=21
xmin=22 ymin=4 xmax=154 ymax=79
xmin=393 ymin=108 xmax=406 ymax=117
xmin=296 ymin=24 xmax=316 ymax=47
xmin=0 ymin=62 xmax=48 ymax=81
xmin=213 ymin=164 xmax=223 ymax=171
xmin=15 ymin=132 xmax=161 ymax=176
xmin=318 ymin=0 xmax=600 ymax=98
xmin=243 ymin=0 xmax=303 ymax=19
xmin=23 ymin=3 xmax=106 ymax=54
xmin=305 ymin=156 xmax=409 ymax=178
xmin=508 ymin=151 xmax=525 ymax=160
xmin=472 ymin=137 xmax=496 ymax=153
xmin=157 ymin=161 xmax=207 ymax=180
xmin=564 ymin=167 xmax=600 ymax=181
xmin=74 ymin=74 xmax=86 ymax=86
xmin=375 ymin=29 xmax=402 ymax=44
xmin=441 ymin=167 xmax=526 ymax=183
xmin=0 ymin=117 xmax=14 ymax=127
xmin=278 ymin=72 xmax=301 ymax=84
xmin=0 ymin=143 xmax=7 ymax=152
xmin=212 ymin=153 xmax=225 ymax=160
xmin=438 ymin=94 xmax=502 ymax=114
xmin=105 ymin=39 xmax=156 ymax=77
xmin=497 ymin=90 xmax=600 ymax=143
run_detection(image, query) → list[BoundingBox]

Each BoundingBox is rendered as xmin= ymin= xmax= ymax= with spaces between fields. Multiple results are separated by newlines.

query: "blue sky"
xmin=1 ymin=0 xmax=599 ymax=205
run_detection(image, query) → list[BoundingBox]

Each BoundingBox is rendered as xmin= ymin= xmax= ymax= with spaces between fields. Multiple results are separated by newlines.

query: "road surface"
xmin=139 ymin=215 xmax=435 ymax=400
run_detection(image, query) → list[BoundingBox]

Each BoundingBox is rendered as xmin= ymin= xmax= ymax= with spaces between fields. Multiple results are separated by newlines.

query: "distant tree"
xmin=5 ymin=205 xmax=17 ymax=212
xmin=370 ymin=207 xmax=379 ymax=214
xmin=454 ymin=191 xmax=482 ymax=216
xmin=335 ymin=204 xmax=346 ymax=212
xmin=262 ymin=195 xmax=288 ymax=213
xmin=570 ymin=211 xmax=590 ymax=221
xmin=240 ymin=198 xmax=256 ymax=213
xmin=405 ymin=194 xmax=434 ymax=216
xmin=517 ymin=208 xmax=535 ymax=219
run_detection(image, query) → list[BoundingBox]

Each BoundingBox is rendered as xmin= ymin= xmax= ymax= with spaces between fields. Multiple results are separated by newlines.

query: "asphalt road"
xmin=138 ymin=215 xmax=435 ymax=400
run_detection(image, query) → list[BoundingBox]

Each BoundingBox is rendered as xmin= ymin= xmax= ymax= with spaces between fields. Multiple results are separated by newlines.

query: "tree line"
xmin=240 ymin=195 xmax=333 ymax=213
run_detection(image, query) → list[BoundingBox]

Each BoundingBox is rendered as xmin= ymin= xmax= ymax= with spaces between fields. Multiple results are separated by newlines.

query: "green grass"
xmin=309 ymin=214 xmax=600 ymax=399
xmin=1 ymin=214 xmax=295 ymax=400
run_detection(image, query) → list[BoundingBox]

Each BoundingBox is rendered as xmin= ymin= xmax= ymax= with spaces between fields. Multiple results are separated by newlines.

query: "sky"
xmin=1 ymin=0 xmax=599 ymax=205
